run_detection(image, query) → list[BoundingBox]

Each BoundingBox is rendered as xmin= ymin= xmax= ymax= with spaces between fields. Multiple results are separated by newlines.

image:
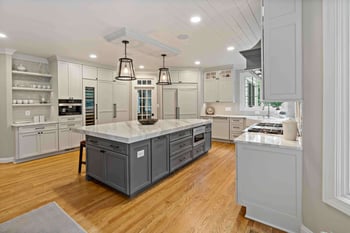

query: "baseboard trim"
xmin=301 ymin=225 xmax=313 ymax=233
xmin=0 ymin=157 xmax=14 ymax=163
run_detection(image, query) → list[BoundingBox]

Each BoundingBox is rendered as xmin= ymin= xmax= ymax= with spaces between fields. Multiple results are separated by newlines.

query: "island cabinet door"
xmin=151 ymin=136 xmax=169 ymax=183
xmin=129 ymin=140 xmax=152 ymax=195
xmin=105 ymin=151 xmax=129 ymax=194
xmin=86 ymin=145 xmax=106 ymax=181
xmin=204 ymin=132 xmax=212 ymax=152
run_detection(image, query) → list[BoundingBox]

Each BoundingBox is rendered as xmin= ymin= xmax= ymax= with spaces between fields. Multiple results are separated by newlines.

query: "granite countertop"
xmin=234 ymin=132 xmax=302 ymax=150
xmin=73 ymin=119 xmax=212 ymax=144
xmin=12 ymin=121 xmax=58 ymax=127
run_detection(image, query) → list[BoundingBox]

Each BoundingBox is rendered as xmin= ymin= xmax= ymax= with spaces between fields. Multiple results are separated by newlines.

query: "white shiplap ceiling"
xmin=0 ymin=0 xmax=261 ymax=70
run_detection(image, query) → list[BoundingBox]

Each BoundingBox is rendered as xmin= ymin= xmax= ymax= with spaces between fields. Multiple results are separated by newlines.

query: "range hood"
xmin=239 ymin=40 xmax=261 ymax=71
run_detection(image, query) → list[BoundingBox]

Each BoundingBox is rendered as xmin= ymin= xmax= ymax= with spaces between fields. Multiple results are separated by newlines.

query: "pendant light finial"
xmin=157 ymin=54 xmax=172 ymax=85
xmin=115 ymin=40 xmax=136 ymax=81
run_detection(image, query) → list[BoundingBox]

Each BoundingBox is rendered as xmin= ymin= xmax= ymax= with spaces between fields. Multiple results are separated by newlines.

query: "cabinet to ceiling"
xmin=58 ymin=61 xmax=82 ymax=99
xmin=169 ymin=70 xmax=200 ymax=83
xmin=204 ymin=69 xmax=234 ymax=103
xmin=82 ymin=65 xmax=98 ymax=80
xmin=98 ymin=68 xmax=114 ymax=82
xmin=262 ymin=0 xmax=302 ymax=101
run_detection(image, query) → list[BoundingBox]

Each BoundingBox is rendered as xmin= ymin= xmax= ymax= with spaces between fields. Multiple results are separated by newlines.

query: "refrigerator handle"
xmin=113 ymin=104 xmax=117 ymax=118
xmin=176 ymin=107 xmax=180 ymax=119
xmin=96 ymin=104 xmax=98 ymax=120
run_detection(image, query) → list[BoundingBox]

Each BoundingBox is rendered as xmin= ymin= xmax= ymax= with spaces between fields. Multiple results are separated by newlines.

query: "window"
xmin=323 ymin=0 xmax=350 ymax=216
xmin=137 ymin=89 xmax=152 ymax=120
xmin=240 ymin=71 xmax=262 ymax=110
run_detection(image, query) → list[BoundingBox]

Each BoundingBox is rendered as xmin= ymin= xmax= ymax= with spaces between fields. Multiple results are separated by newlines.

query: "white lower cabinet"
xmin=16 ymin=124 xmax=59 ymax=160
xmin=212 ymin=117 xmax=230 ymax=140
xmin=58 ymin=120 xmax=82 ymax=150
xmin=18 ymin=132 xmax=40 ymax=159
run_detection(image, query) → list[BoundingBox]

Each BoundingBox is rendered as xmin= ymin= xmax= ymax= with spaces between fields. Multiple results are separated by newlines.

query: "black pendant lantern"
xmin=115 ymin=40 xmax=136 ymax=81
xmin=157 ymin=54 xmax=171 ymax=85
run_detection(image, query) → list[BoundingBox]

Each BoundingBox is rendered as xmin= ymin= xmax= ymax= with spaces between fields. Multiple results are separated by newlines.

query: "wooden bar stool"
xmin=78 ymin=140 xmax=86 ymax=173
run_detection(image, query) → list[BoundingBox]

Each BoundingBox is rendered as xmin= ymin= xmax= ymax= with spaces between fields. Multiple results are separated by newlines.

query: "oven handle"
xmin=59 ymin=103 xmax=82 ymax=106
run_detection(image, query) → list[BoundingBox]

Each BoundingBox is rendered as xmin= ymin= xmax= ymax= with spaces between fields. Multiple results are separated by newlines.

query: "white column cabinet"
xmin=97 ymin=81 xmax=114 ymax=124
xmin=263 ymin=0 xmax=302 ymax=101
xmin=162 ymin=84 xmax=198 ymax=119
xmin=113 ymin=81 xmax=130 ymax=122
xmin=57 ymin=61 xmax=82 ymax=99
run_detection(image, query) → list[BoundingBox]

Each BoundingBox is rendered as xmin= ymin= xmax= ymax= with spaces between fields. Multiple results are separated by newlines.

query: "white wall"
xmin=302 ymin=0 xmax=350 ymax=232
xmin=0 ymin=53 xmax=15 ymax=160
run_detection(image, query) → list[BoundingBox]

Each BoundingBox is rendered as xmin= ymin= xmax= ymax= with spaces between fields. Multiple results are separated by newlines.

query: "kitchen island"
xmin=74 ymin=119 xmax=212 ymax=196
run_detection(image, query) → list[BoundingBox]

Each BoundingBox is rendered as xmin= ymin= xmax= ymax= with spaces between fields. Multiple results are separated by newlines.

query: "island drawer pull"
xmin=89 ymin=139 xmax=98 ymax=144
xmin=110 ymin=145 xmax=120 ymax=149
xmin=100 ymin=150 xmax=105 ymax=153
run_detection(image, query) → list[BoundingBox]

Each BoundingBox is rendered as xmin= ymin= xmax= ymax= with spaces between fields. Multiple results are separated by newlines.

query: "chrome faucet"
xmin=262 ymin=103 xmax=271 ymax=118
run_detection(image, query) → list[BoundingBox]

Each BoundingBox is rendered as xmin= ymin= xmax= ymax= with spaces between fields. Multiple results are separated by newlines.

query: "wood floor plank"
xmin=0 ymin=142 xmax=285 ymax=233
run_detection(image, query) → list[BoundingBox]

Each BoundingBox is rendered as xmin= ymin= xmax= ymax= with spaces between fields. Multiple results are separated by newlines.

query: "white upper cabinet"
xmin=58 ymin=61 xmax=82 ymax=99
xmin=58 ymin=61 xmax=69 ymax=99
xmin=169 ymin=70 xmax=199 ymax=83
xmin=68 ymin=63 xmax=83 ymax=99
xmin=83 ymin=65 xmax=98 ymax=80
xmin=98 ymin=68 xmax=114 ymax=82
xmin=263 ymin=0 xmax=302 ymax=101
xmin=204 ymin=70 xmax=234 ymax=103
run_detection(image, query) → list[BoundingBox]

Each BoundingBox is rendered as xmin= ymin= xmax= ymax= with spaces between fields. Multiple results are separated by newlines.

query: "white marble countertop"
xmin=12 ymin=121 xmax=58 ymax=127
xmin=73 ymin=119 xmax=212 ymax=144
xmin=200 ymin=114 xmax=284 ymax=122
xmin=234 ymin=132 xmax=302 ymax=150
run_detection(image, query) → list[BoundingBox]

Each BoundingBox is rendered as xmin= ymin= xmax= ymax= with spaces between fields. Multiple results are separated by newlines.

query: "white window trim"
xmin=323 ymin=0 xmax=350 ymax=216
xmin=239 ymin=71 xmax=264 ymax=112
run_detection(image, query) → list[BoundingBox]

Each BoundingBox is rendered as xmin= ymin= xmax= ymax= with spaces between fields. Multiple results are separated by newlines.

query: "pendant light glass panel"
xmin=157 ymin=54 xmax=171 ymax=85
xmin=117 ymin=57 xmax=136 ymax=81
xmin=116 ymin=40 xmax=136 ymax=81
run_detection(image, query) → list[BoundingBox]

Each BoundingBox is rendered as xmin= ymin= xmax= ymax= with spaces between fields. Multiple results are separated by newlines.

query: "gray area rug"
xmin=0 ymin=202 xmax=86 ymax=233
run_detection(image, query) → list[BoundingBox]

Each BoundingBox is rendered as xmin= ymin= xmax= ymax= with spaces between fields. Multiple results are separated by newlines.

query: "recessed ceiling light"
xmin=190 ymin=16 xmax=201 ymax=24
xmin=194 ymin=61 xmax=201 ymax=65
xmin=139 ymin=65 xmax=144 ymax=69
xmin=89 ymin=54 xmax=97 ymax=59
xmin=0 ymin=33 xmax=7 ymax=38
xmin=227 ymin=46 xmax=235 ymax=51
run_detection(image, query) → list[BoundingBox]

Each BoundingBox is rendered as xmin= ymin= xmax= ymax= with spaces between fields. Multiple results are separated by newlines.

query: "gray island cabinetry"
xmin=75 ymin=119 xmax=212 ymax=196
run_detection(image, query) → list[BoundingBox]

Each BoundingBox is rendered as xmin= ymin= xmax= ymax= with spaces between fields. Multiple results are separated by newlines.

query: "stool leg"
xmin=78 ymin=143 xmax=83 ymax=173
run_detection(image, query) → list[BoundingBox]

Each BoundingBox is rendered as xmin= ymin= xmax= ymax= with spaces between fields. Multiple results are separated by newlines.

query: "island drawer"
xmin=170 ymin=136 xmax=193 ymax=156
xmin=192 ymin=143 xmax=205 ymax=159
xmin=170 ymin=148 xmax=192 ymax=172
xmin=86 ymin=136 xmax=128 ymax=155
xmin=169 ymin=129 xmax=192 ymax=142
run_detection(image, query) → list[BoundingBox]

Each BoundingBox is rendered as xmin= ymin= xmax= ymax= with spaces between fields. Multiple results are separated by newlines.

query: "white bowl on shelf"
xmin=13 ymin=99 xmax=17 ymax=104
xmin=23 ymin=100 xmax=28 ymax=104
xmin=29 ymin=100 xmax=34 ymax=104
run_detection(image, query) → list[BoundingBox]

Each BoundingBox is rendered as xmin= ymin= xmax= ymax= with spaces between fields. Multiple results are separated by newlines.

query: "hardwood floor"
xmin=0 ymin=142 xmax=285 ymax=233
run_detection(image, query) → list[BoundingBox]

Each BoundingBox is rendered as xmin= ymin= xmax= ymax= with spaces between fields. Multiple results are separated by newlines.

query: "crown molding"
xmin=0 ymin=48 xmax=16 ymax=55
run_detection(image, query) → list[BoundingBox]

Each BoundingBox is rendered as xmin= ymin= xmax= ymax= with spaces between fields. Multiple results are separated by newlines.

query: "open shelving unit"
xmin=12 ymin=87 xmax=53 ymax=92
xmin=12 ymin=70 xmax=52 ymax=78
xmin=12 ymin=104 xmax=52 ymax=107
